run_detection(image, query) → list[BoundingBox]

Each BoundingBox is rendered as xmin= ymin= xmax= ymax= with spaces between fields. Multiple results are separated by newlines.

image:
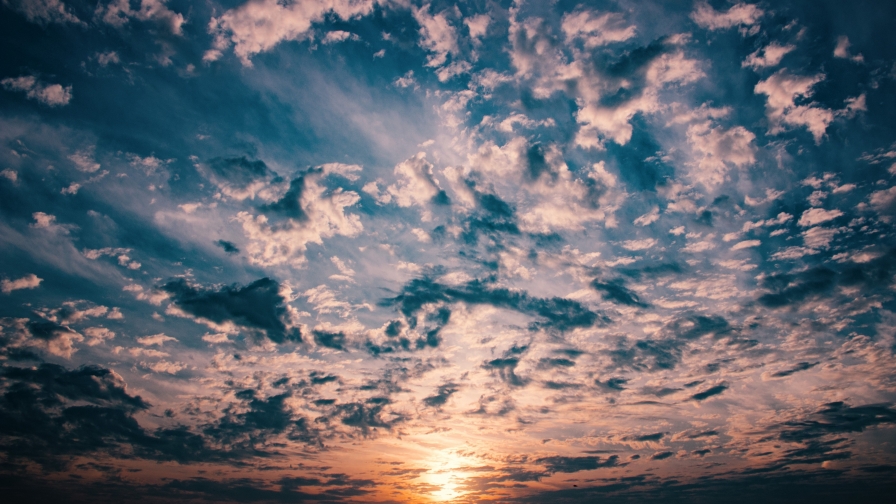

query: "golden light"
xmin=421 ymin=451 xmax=472 ymax=502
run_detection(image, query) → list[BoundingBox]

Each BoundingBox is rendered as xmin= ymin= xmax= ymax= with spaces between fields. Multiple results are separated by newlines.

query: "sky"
xmin=1 ymin=0 xmax=896 ymax=502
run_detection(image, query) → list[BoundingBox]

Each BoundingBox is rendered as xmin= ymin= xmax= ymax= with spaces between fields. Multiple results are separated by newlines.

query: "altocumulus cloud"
xmin=1 ymin=0 xmax=896 ymax=502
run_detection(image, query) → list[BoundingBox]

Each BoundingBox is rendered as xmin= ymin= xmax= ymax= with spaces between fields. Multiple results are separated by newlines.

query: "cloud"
xmin=869 ymin=186 xmax=896 ymax=216
xmin=99 ymin=0 xmax=185 ymax=35
xmin=537 ymin=455 xmax=620 ymax=473
xmin=754 ymin=70 xmax=833 ymax=143
xmin=215 ymin=239 xmax=240 ymax=254
xmin=561 ymin=10 xmax=636 ymax=48
xmin=200 ymin=156 xmax=276 ymax=201
xmin=743 ymin=42 xmax=796 ymax=69
xmin=312 ymin=329 xmax=346 ymax=351
xmin=592 ymin=279 xmax=648 ymax=307
xmin=236 ymin=170 xmax=362 ymax=267
xmin=1 ymin=274 xmax=42 ymax=293
xmin=3 ymin=0 xmax=82 ymax=25
xmin=634 ymin=206 xmax=661 ymax=226
xmin=798 ymin=208 xmax=843 ymax=227
xmin=465 ymin=13 xmax=489 ymax=40
xmin=205 ymin=0 xmax=375 ymax=66
xmin=731 ymin=240 xmax=761 ymax=251
xmin=374 ymin=153 xmax=446 ymax=210
xmin=1 ymin=75 xmax=71 ymax=106
xmin=23 ymin=319 xmax=83 ymax=358
xmin=322 ymin=30 xmax=357 ymax=44
xmin=778 ymin=402 xmax=896 ymax=443
xmin=161 ymin=277 xmax=301 ymax=343
xmin=137 ymin=333 xmax=176 ymax=346
xmin=770 ymin=361 xmax=819 ymax=378
xmin=690 ymin=383 xmax=728 ymax=401
xmin=833 ymin=36 xmax=864 ymax=63
xmin=412 ymin=3 xmax=459 ymax=68
xmin=686 ymin=121 xmax=756 ymax=187
xmin=691 ymin=2 xmax=764 ymax=30
xmin=381 ymin=277 xmax=605 ymax=343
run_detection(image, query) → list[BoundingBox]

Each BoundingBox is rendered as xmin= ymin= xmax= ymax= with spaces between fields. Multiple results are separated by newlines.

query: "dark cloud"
xmin=423 ymin=383 xmax=458 ymax=408
xmin=690 ymin=383 xmax=729 ymax=401
xmin=608 ymin=338 xmax=681 ymax=372
xmin=25 ymin=320 xmax=77 ymax=342
xmin=619 ymin=263 xmax=683 ymax=279
xmin=538 ymin=357 xmax=576 ymax=369
xmin=771 ymin=361 xmax=819 ymax=378
xmin=483 ymin=353 xmax=529 ymax=387
xmin=215 ymin=239 xmax=240 ymax=254
xmin=651 ymin=451 xmax=674 ymax=460
xmin=592 ymin=279 xmax=648 ymax=307
xmin=382 ymin=277 xmax=606 ymax=337
xmin=462 ymin=190 xmax=521 ymax=245
xmin=312 ymin=330 xmax=346 ymax=351
xmin=778 ymin=402 xmax=896 ymax=443
xmin=162 ymin=277 xmax=300 ymax=344
xmin=626 ymin=432 xmax=665 ymax=442
xmin=333 ymin=401 xmax=401 ymax=436
xmin=663 ymin=314 xmax=729 ymax=340
xmin=0 ymin=363 xmax=226 ymax=468
xmin=204 ymin=389 xmax=319 ymax=448
xmin=537 ymin=454 xmax=621 ymax=473
xmin=757 ymin=251 xmax=896 ymax=309
xmin=758 ymin=267 xmax=837 ymax=308
xmin=207 ymin=156 xmax=274 ymax=187
xmin=309 ymin=372 xmax=338 ymax=385
xmin=524 ymin=143 xmax=554 ymax=182
xmin=596 ymin=377 xmax=629 ymax=391
xmin=262 ymin=174 xmax=311 ymax=221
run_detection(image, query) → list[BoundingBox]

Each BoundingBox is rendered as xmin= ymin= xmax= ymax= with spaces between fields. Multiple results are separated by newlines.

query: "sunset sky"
xmin=2 ymin=0 xmax=896 ymax=502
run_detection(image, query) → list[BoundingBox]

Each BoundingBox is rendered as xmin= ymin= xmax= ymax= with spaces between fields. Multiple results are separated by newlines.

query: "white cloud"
xmin=141 ymin=360 xmax=186 ymax=374
xmin=202 ymin=333 xmax=230 ymax=344
xmin=802 ymin=226 xmax=837 ymax=249
xmin=797 ymin=208 xmax=843 ymax=227
xmin=137 ymin=333 xmax=177 ymax=346
xmin=100 ymin=0 xmax=185 ymax=35
xmin=84 ymin=327 xmax=115 ymax=346
xmin=4 ymin=0 xmax=82 ymax=25
xmin=1 ymin=274 xmax=42 ymax=293
xmin=465 ymin=13 xmax=490 ymax=40
xmin=770 ymin=246 xmax=818 ymax=260
xmin=68 ymin=147 xmax=101 ymax=173
xmin=236 ymin=168 xmax=362 ymax=267
xmin=686 ymin=121 xmax=756 ymax=187
xmin=322 ymin=30 xmax=357 ymax=44
xmin=833 ymin=36 xmax=864 ymax=63
xmin=731 ymin=240 xmax=760 ymax=251
xmin=206 ymin=0 xmax=375 ymax=66
xmin=869 ymin=186 xmax=896 ymax=216
xmin=634 ymin=206 xmax=660 ymax=226
xmin=31 ymin=212 xmax=72 ymax=234
xmin=755 ymin=70 xmax=834 ymax=143
xmin=621 ymin=238 xmax=656 ymax=251
xmin=1 ymin=75 xmax=72 ymax=107
xmin=385 ymin=153 xmax=443 ymax=210
xmin=691 ymin=2 xmax=764 ymax=30
xmin=0 ymin=169 xmax=16 ymax=182
xmin=97 ymin=51 xmax=120 ymax=66
xmin=413 ymin=3 xmax=459 ymax=68
xmin=742 ymin=42 xmax=795 ymax=69
xmin=574 ymin=51 xmax=703 ymax=148
xmin=744 ymin=188 xmax=785 ymax=206
xmin=561 ymin=10 xmax=636 ymax=48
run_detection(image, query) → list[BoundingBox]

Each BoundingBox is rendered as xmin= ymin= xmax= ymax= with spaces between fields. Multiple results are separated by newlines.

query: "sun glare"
xmin=422 ymin=451 xmax=471 ymax=502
